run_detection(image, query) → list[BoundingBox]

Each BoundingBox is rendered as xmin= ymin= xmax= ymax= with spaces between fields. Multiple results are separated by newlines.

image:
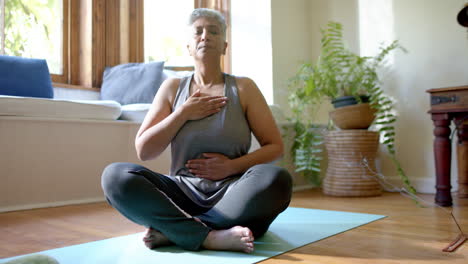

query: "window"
xmin=1 ymin=0 xmax=230 ymax=88
xmin=0 ymin=0 xmax=66 ymax=79
xmin=144 ymin=0 xmax=195 ymax=67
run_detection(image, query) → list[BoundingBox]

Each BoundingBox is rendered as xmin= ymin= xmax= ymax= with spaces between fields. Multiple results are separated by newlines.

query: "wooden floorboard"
xmin=1 ymin=189 xmax=467 ymax=263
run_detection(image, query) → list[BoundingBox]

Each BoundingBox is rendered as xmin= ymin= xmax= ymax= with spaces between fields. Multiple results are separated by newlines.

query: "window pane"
xmin=144 ymin=0 xmax=194 ymax=66
xmin=3 ymin=0 xmax=63 ymax=74
xmin=1 ymin=0 xmax=5 ymax=54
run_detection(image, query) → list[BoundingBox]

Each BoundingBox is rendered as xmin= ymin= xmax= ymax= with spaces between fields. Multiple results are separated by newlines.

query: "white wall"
xmin=380 ymin=0 xmax=468 ymax=192
xmin=231 ymin=0 xmax=273 ymax=104
xmin=270 ymin=0 xmax=360 ymax=122
xmin=271 ymin=0 xmax=313 ymax=117
xmin=270 ymin=0 xmax=468 ymax=193
xmin=0 ymin=117 xmax=171 ymax=212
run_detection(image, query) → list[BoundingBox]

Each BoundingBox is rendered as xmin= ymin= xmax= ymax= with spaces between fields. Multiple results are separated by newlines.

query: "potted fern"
xmin=288 ymin=21 xmax=416 ymax=195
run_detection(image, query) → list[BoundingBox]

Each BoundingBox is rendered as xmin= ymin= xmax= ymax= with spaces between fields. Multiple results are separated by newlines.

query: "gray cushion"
xmin=100 ymin=61 xmax=165 ymax=105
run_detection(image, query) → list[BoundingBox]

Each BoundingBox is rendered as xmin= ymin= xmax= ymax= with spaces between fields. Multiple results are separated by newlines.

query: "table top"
xmin=427 ymin=85 xmax=468 ymax=93
xmin=427 ymin=85 xmax=468 ymax=113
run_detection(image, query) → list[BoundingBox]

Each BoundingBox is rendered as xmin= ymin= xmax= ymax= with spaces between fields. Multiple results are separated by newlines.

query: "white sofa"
xmin=0 ymin=70 xmax=308 ymax=213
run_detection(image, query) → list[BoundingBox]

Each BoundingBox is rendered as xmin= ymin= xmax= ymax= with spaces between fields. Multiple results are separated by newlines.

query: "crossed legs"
xmin=196 ymin=164 xmax=293 ymax=238
xmin=101 ymin=162 xmax=292 ymax=252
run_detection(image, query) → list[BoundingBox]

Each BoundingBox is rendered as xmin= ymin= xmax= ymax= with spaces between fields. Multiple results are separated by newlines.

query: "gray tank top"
xmin=170 ymin=73 xmax=252 ymax=208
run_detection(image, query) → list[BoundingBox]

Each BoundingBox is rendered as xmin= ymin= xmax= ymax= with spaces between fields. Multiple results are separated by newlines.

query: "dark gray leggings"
xmin=101 ymin=162 xmax=292 ymax=251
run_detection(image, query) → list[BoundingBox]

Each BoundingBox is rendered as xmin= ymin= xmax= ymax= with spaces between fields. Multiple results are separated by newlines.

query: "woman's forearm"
xmin=229 ymin=142 xmax=284 ymax=175
xmin=135 ymin=108 xmax=188 ymax=161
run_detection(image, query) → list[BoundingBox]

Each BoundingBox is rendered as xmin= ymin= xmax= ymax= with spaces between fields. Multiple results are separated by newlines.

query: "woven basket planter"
xmin=329 ymin=103 xmax=376 ymax=129
xmin=323 ymin=130 xmax=382 ymax=197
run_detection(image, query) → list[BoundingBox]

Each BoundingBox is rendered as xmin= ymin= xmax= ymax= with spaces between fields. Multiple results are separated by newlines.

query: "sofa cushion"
xmin=100 ymin=61 xmax=165 ymax=105
xmin=119 ymin=103 xmax=152 ymax=122
xmin=0 ymin=55 xmax=53 ymax=98
xmin=0 ymin=95 xmax=122 ymax=120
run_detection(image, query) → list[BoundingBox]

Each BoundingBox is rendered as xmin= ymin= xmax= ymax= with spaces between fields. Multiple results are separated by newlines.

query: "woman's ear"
xmin=187 ymin=44 xmax=193 ymax=56
xmin=222 ymin=42 xmax=228 ymax=55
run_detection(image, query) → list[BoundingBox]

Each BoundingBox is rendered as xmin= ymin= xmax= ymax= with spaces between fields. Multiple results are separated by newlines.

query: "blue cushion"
xmin=100 ymin=61 xmax=165 ymax=105
xmin=0 ymin=55 xmax=54 ymax=98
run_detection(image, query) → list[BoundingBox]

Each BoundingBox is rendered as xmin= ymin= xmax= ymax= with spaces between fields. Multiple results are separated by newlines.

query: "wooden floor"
xmin=1 ymin=189 xmax=467 ymax=263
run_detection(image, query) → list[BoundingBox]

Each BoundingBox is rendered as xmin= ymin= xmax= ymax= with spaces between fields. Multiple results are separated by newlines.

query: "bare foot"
xmin=143 ymin=227 xmax=172 ymax=249
xmin=202 ymin=226 xmax=255 ymax=253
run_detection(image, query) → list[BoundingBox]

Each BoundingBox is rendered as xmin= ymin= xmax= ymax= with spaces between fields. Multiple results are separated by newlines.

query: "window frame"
xmin=56 ymin=0 xmax=231 ymax=89
xmin=64 ymin=0 xmax=145 ymax=89
xmin=50 ymin=0 xmax=69 ymax=83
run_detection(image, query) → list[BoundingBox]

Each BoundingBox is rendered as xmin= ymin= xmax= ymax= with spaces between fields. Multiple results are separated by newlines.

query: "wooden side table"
xmin=427 ymin=85 xmax=468 ymax=206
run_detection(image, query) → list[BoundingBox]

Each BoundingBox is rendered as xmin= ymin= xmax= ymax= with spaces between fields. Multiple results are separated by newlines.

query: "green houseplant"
xmin=288 ymin=21 xmax=416 ymax=194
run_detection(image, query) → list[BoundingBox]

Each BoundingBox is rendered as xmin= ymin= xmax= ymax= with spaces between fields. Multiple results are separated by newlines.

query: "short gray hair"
xmin=188 ymin=8 xmax=227 ymax=39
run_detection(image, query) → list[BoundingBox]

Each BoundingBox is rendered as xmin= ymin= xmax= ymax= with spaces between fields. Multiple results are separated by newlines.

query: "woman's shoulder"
xmin=230 ymin=75 xmax=260 ymax=95
xmin=162 ymin=76 xmax=185 ymax=86
xmin=156 ymin=76 xmax=189 ymax=105
xmin=229 ymin=75 xmax=263 ymax=112
xmin=161 ymin=73 xmax=193 ymax=91
xmin=230 ymin=75 xmax=257 ymax=92
xmin=231 ymin=75 xmax=255 ymax=86
xmin=159 ymin=77 xmax=181 ymax=94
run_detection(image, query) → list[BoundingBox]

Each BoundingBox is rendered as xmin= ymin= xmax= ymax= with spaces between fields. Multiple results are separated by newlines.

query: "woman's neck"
xmin=193 ymin=60 xmax=224 ymax=86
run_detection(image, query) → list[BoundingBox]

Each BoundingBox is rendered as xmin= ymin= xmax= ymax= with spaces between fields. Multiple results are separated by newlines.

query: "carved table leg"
xmin=457 ymin=123 xmax=468 ymax=198
xmin=432 ymin=113 xmax=452 ymax=206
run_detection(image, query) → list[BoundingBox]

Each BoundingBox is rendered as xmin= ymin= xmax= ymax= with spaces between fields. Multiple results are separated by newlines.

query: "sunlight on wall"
xmin=358 ymin=0 xmax=395 ymax=62
xmin=231 ymin=0 xmax=273 ymax=104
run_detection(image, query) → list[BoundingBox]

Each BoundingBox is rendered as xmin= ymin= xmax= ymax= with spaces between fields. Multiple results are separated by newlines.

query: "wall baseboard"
xmin=291 ymin=176 xmax=460 ymax=195
xmin=0 ymin=197 xmax=106 ymax=213
xmin=292 ymin=184 xmax=315 ymax=192
xmin=384 ymin=176 xmax=459 ymax=194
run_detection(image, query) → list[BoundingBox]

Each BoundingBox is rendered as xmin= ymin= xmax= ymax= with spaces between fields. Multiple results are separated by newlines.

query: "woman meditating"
xmin=101 ymin=8 xmax=292 ymax=253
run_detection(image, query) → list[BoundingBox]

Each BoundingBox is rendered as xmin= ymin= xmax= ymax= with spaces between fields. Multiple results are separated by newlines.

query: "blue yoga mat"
xmin=1 ymin=207 xmax=385 ymax=264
